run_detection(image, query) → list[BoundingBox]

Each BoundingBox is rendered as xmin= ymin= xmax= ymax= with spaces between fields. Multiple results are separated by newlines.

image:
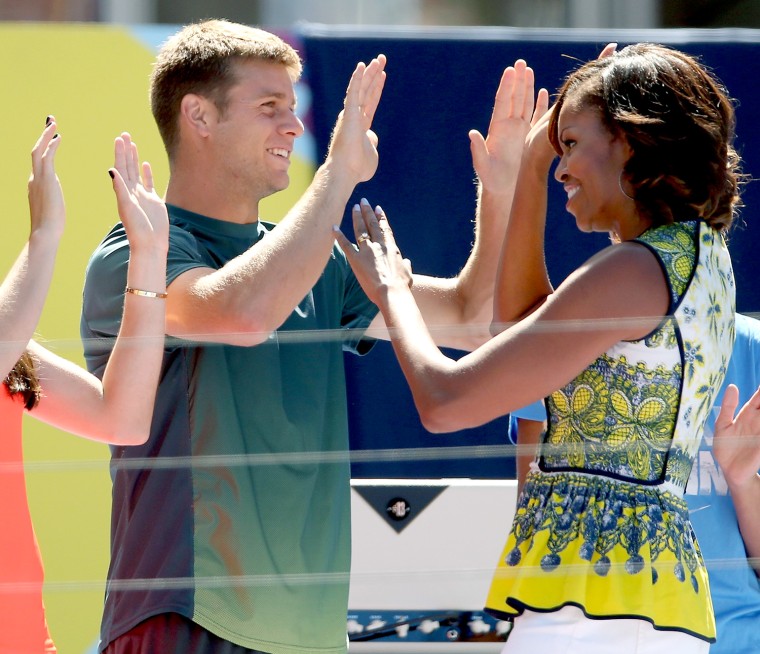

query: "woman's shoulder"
xmin=635 ymin=219 xmax=700 ymax=251
xmin=546 ymin=241 xmax=670 ymax=340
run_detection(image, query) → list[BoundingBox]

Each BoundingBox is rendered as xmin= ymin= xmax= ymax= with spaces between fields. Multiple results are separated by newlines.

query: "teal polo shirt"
xmin=81 ymin=205 xmax=378 ymax=653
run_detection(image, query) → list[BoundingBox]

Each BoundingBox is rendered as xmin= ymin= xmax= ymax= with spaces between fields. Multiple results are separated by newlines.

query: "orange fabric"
xmin=0 ymin=383 xmax=56 ymax=652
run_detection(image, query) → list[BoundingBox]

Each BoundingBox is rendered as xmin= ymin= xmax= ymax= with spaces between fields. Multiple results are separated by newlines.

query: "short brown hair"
xmin=150 ymin=19 xmax=303 ymax=159
xmin=548 ymin=43 xmax=743 ymax=232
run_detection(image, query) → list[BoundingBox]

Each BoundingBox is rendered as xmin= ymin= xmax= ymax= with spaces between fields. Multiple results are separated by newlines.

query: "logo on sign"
xmin=386 ymin=498 xmax=411 ymax=521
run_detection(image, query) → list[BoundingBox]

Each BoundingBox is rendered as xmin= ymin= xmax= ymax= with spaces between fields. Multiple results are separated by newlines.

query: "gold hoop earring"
xmin=619 ymin=171 xmax=634 ymax=200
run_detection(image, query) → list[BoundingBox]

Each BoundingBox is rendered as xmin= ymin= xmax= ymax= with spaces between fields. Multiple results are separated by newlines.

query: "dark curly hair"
xmin=4 ymin=350 xmax=41 ymax=410
xmin=548 ymin=43 xmax=743 ymax=232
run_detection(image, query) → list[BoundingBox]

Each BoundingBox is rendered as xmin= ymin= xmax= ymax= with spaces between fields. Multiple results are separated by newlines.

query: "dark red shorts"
xmin=102 ymin=613 xmax=267 ymax=654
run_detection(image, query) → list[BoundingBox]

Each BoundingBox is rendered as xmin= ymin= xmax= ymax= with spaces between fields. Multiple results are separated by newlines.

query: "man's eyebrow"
xmin=242 ymin=90 xmax=297 ymax=107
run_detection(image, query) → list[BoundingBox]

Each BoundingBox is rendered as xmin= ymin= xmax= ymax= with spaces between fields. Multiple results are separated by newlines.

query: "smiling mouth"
xmin=267 ymin=148 xmax=290 ymax=159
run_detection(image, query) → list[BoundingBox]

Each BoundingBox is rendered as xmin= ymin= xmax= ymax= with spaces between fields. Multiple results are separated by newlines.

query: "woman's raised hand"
xmin=334 ymin=199 xmax=411 ymax=307
xmin=109 ymin=132 xmax=169 ymax=253
xmin=469 ymin=59 xmax=550 ymax=193
xmin=28 ymin=116 xmax=64 ymax=241
xmin=714 ymin=383 xmax=760 ymax=490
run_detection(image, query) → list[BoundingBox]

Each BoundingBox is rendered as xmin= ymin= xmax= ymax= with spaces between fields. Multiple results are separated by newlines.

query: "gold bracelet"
xmin=125 ymin=287 xmax=168 ymax=299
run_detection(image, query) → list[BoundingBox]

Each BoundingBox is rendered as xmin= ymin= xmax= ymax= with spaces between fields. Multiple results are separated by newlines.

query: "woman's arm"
xmin=713 ymin=383 xmax=760 ymax=573
xmin=336 ymin=202 xmax=668 ymax=433
xmin=492 ymin=43 xmax=618 ymax=331
xmin=514 ymin=417 xmax=545 ymax=495
xmin=365 ymin=61 xmax=548 ymax=352
xmin=31 ymin=136 xmax=168 ymax=445
xmin=491 ymin=104 xmax=557 ymax=329
xmin=0 ymin=119 xmax=63 ymax=377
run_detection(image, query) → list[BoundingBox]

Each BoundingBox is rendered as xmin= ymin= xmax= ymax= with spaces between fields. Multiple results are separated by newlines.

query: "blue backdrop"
xmin=298 ymin=26 xmax=760 ymax=479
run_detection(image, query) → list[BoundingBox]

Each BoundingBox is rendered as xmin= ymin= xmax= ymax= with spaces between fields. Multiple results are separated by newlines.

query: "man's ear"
xmin=180 ymin=93 xmax=215 ymax=138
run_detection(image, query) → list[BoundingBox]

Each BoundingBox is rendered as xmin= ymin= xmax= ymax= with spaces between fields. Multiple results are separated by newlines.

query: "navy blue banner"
xmin=300 ymin=26 xmax=760 ymax=478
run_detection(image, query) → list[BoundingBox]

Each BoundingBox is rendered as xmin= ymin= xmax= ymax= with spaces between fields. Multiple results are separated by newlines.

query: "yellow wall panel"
xmin=0 ymin=22 xmax=313 ymax=652
xmin=1 ymin=23 xmax=167 ymax=654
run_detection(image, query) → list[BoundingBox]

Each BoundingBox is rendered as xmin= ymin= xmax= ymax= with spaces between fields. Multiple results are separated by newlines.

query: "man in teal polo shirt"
xmin=81 ymin=19 xmax=538 ymax=654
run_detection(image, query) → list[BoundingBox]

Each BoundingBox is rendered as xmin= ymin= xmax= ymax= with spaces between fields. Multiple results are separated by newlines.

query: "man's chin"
xmin=262 ymin=176 xmax=291 ymax=199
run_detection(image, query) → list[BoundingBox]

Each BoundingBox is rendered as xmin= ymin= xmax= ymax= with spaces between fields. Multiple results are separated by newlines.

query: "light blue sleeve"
xmin=511 ymin=399 xmax=546 ymax=422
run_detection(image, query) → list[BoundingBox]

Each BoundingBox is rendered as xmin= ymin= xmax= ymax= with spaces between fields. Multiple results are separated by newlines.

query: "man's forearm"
xmin=168 ymin=161 xmax=360 ymax=344
xmin=455 ymin=184 xmax=514 ymax=325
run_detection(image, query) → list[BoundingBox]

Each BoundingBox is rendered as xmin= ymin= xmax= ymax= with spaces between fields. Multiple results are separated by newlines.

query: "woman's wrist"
xmin=125 ymin=286 xmax=167 ymax=299
xmin=28 ymin=223 xmax=64 ymax=249
xmin=725 ymin=469 xmax=760 ymax=496
xmin=378 ymin=281 xmax=415 ymax=317
xmin=127 ymin=235 xmax=169 ymax=257
xmin=125 ymin=251 xmax=167 ymax=296
xmin=523 ymin=148 xmax=555 ymax=181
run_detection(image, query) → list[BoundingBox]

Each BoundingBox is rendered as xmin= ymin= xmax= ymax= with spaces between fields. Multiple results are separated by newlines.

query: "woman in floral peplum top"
xmin=335 ymin=44 xmax=742 ymax=654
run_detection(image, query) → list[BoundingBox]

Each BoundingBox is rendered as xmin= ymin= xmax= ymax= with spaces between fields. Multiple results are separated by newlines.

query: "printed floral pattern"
xmin=486 ymin=221 xmax=735 ymax=641
xmin=545 ymin=356 xmax=681 ymax=481
xmin=506 ymin=472 xmax=700 ymax=590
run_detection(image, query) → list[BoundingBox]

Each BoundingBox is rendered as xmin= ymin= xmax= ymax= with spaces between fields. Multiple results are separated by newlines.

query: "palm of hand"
xmin=329 ymin=55 xmax=386 ymax=184
xmin=111 ymin=133 xmax=169 ymax=247
xmin=714 ymin=385 xmax=760 ymax=487
xmin=478 ymin=116 xmax=534 ymax=187
xmin=472 ymin=61 xmax=550 ymax=190
xmin=124 ymin=183 xmax=168 ymax=240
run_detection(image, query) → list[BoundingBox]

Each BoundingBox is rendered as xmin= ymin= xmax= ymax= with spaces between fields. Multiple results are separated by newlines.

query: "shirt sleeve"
xmin=165 ymin=224 xmax=214 ymax=287
xmin=80 ymin=222 xmax=207 ymax=376
xmin=80 ymin=224 xmax=131 ymax=376
xmin=511 ymin=400 xmax=547 ymax=422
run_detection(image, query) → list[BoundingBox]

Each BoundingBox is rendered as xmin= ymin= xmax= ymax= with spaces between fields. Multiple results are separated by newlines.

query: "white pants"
xmin=502 ymin=606 xmax=710 ymax=654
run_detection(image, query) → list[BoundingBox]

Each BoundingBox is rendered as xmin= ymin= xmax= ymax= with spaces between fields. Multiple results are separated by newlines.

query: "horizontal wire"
xmin=2 ymin=314 xmax=756 ymax=592
xmin=9 ymin=444 xmax=515 ymax=473
xmin=5 ymin=311 xmax=757 ymax=352
xmin=8 ymin=436 xmax=760 ymax=473
xmin=2 ymin=558 xmax=758 ymax=594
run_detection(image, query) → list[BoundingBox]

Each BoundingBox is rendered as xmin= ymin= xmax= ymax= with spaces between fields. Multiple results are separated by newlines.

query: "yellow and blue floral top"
xmin=485 ymin=220 xmax=735 ymax=642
